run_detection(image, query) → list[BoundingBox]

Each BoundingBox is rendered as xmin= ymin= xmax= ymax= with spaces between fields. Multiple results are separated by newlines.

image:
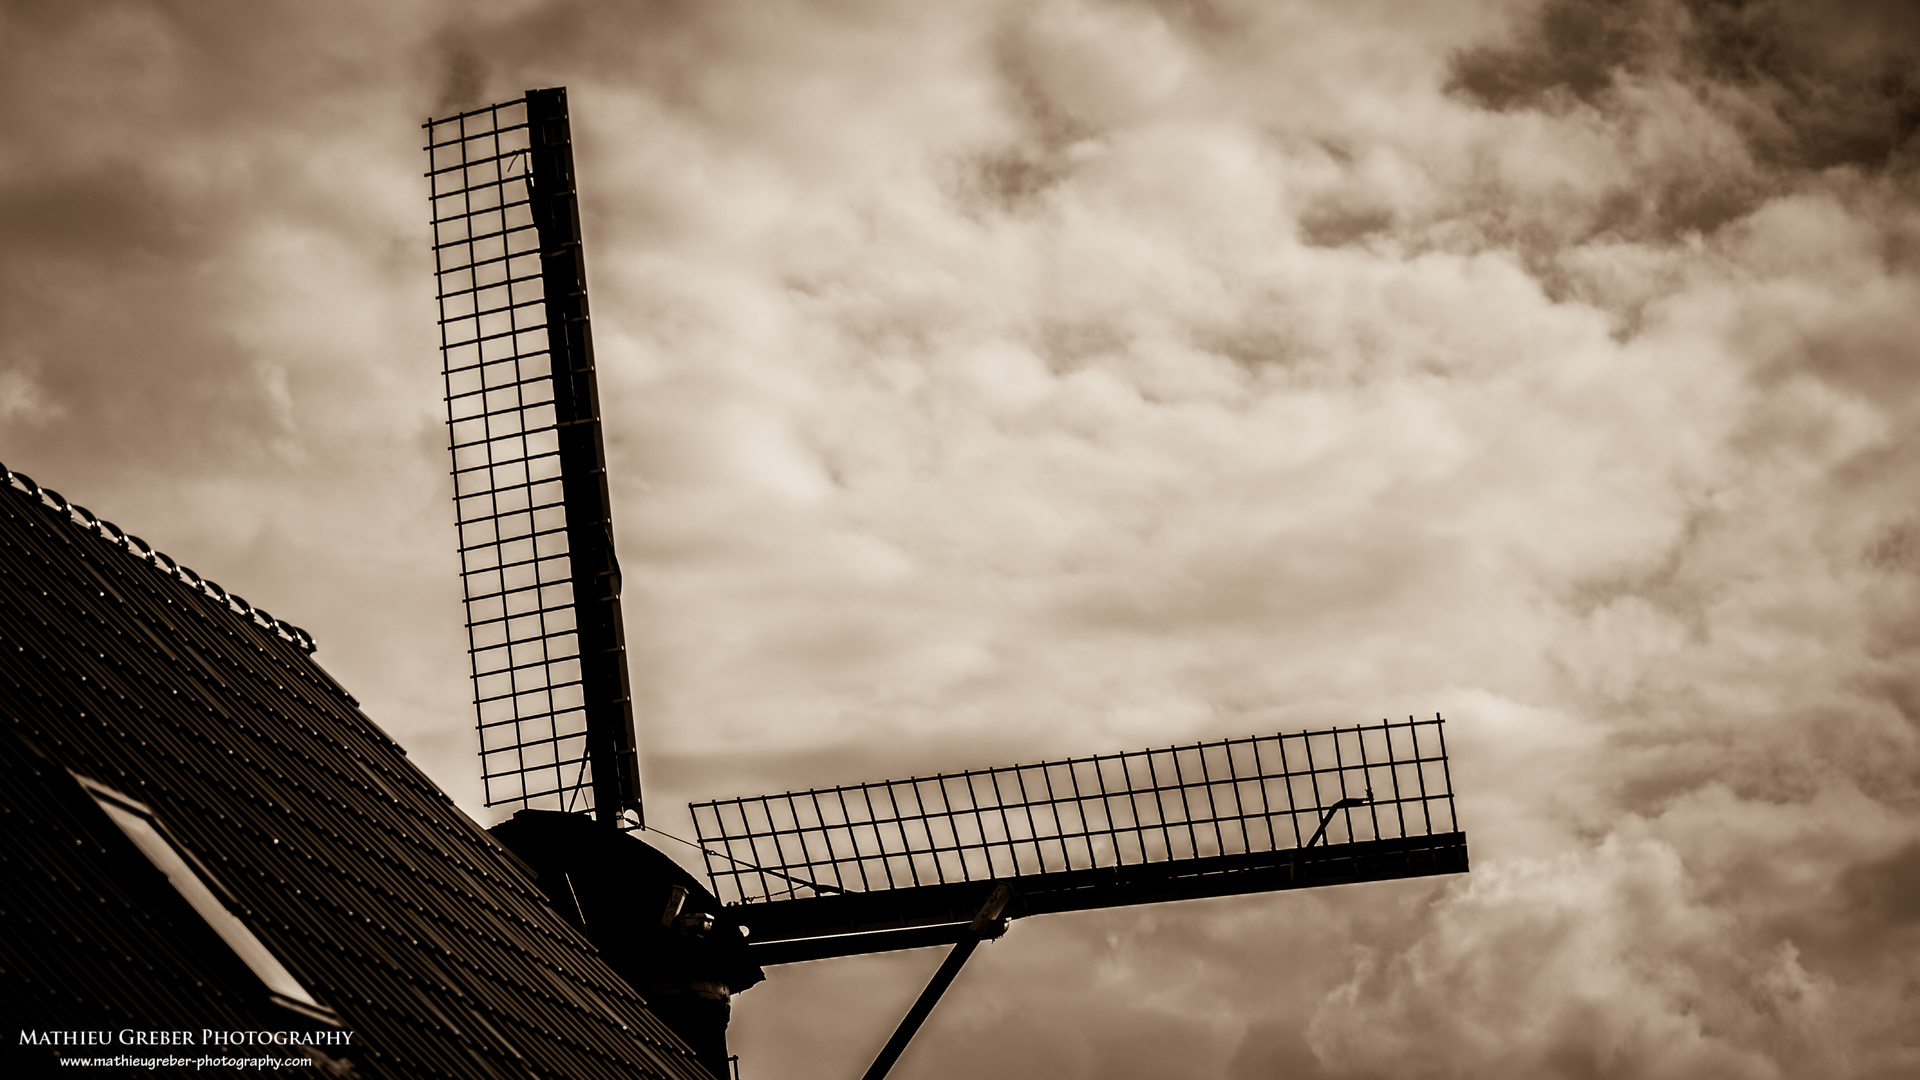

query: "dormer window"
xmin=74 ymin=774 xmax=340 ymax=1026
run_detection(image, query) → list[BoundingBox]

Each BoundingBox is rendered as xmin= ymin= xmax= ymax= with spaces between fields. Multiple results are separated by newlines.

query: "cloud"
xmin=1313 ymin=788 xmax=1920 ymax=1078
xmin=1450 ymin=0 xmax=1920 ymax=173
xmin=1313 ymin=837 xmax=1834 ymax=1079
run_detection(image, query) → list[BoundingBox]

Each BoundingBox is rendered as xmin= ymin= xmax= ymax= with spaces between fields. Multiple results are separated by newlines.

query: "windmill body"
xmin=427 ymin=88 xmax=1470 ymax=1080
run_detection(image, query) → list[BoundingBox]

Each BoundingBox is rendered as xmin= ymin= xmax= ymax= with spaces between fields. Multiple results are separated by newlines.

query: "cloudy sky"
xmin=4 ymin=0 xmax=1919 ymax=1076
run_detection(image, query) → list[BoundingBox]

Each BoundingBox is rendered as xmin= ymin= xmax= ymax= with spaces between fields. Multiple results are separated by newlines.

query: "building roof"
xmin=0 ymin=465 xmax=713 ymax=1080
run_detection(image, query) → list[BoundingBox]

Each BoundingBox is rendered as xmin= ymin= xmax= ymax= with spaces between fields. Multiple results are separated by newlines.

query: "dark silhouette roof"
xmin=0 ymin=466 xmax=713 ymax=1080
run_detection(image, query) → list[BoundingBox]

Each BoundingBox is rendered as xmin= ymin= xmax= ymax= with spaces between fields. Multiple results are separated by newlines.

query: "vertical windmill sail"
xmin=426 ymin=89 xmax=643 ymax=827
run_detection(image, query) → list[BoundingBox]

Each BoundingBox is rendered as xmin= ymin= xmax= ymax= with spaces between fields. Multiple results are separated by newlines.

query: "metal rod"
xmin=1305 ymin=792 xmax=1372 ymax=850
xmin=751 ymin=921 xmax=977 ymax=966
xmin=859 ymin=937 xmax=980 ymax=1080
xmin=859 ymin=884 xmax=1010 ymax=1080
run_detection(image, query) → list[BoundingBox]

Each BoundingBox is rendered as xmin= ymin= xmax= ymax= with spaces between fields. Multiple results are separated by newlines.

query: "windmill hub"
xmin=489 ymin=810 xmax=762 ymax=1080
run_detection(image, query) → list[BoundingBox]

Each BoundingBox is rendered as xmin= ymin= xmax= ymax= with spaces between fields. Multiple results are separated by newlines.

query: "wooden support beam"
xmin=858 ymin=885 xmax=1011 ymax=1080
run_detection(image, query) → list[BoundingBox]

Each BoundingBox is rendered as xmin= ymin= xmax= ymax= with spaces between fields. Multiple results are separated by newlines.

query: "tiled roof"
xmin=0 ymin=466 xmax=714 ymax=1080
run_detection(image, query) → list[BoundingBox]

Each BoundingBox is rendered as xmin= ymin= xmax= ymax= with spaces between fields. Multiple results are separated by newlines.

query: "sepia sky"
xmin=3 ymin=0 xmax=1919 ymax=1076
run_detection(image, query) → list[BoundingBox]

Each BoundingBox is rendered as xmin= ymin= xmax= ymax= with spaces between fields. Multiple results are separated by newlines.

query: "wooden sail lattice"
xmin=692 ymin=716 xmax=1466 ymax=959
xmin=427 ymin=90 xmax=641 ymax=825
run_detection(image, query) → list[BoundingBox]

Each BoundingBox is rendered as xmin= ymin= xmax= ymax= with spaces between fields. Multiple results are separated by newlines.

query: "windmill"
xmin=425 ymin=88 xmax=1469 ymax=1080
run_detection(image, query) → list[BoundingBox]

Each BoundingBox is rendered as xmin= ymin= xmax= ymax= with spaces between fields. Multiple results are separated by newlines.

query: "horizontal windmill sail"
xmin=691 ymin=716 xmax=1467 ymax=962
xmin=426 ymin=89 xmax=642 ymax=827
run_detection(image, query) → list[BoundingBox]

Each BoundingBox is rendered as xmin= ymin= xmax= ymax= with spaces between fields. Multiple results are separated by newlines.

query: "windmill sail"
xmin=691 ymin=716 xmax=1466 ymax=963
xmin=426 ymin=89 xmax=642 ymax=827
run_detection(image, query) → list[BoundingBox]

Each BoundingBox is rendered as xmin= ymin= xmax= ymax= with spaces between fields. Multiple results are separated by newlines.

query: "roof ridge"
xmin=1 ymin=459 xmax=317 ymax=654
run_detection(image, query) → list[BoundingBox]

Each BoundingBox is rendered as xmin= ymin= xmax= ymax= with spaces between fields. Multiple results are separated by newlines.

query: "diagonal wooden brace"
xmin=858 ymin=883 xmax=1012 ymax=1080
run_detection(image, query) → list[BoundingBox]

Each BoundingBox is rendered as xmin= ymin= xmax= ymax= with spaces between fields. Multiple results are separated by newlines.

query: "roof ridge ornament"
xmin=0 ymin=459 xmax=318 ymax=654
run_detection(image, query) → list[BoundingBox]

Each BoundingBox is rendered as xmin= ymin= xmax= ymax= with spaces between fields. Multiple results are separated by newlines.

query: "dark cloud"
xmin=1449 ymin=0 xmax=1680 ymax=107
xmin=1842 ymin=840 xmax=1920 ymax=932
xmin=0 ymin=1 xmax=435 ymax=469
xmin=1417 ymin=0 xmax=1920 ymax=263
xmin=952 ymin=147 xmax=1070 ymax=213
xmin=433 ymin=43 xmax=491 ymax=114
xmin=1452 ymin=0 xmax=1920 ymax=171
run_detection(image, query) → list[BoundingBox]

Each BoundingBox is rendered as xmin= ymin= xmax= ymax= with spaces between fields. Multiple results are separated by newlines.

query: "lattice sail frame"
xmin=426 ymin=90 xmax=642 ymax=826
xmin=692 ymin=716 xmax=1457 ymax=906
